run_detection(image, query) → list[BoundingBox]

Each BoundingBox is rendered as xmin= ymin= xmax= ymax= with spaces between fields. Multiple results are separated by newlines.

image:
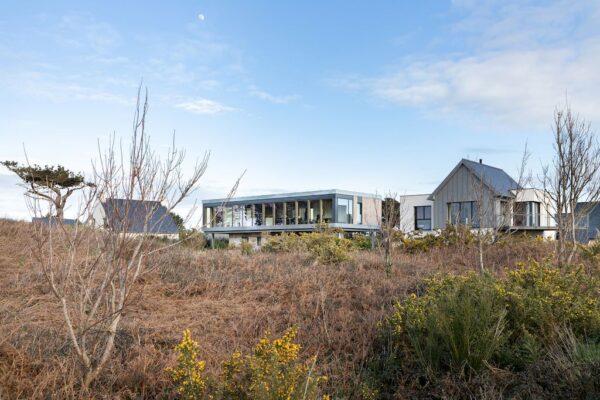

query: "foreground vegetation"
xmin=1 ymin=219 xmax=599 ymax=399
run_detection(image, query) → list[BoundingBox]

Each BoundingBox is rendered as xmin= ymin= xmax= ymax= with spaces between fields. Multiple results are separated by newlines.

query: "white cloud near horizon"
xmin=175 ymin=98 xmax=237 ymax=114
xmin=336 ymin=0 xmax=600 ymax=126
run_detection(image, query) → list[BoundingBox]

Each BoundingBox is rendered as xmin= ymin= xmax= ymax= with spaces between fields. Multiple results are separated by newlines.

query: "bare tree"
xmin=542 ymin=103 xmax=600 ymax=265
xmin=379 ymin=193 xmax=406 ymax=275
xmin=471 ymin=146 xmax=531 ymax=272
xmin=28 ymin=87 xmax=209 ymax=389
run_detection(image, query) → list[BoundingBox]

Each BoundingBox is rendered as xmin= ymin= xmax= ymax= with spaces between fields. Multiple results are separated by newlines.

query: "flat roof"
xmin=203 ymin=189 xmax=381 ymax=205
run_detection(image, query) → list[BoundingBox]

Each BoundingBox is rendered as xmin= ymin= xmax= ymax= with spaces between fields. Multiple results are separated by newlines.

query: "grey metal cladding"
xmin=102 ymin=199 xmax=179 ymax=234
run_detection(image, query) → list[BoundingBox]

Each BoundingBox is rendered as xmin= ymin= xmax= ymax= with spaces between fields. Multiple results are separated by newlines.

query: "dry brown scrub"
xmin=0 ymin=219 xmax=555 ymax=399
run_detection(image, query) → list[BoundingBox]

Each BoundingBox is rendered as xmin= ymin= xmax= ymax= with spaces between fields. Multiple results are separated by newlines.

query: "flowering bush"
xmin=221 ymin=327 xmax=328 ymax=400
xmin=384 ymin=261 xmax=600 ymax=378
xmin=167 ymin=329 xmax=208 ymax=399
xmin=168 ymin=328 xmax=328 ymax=399
xmin=262 ymin=232 xmax=354 ymax=264
xmin=503 ymin=260 xmax=600 ymax=338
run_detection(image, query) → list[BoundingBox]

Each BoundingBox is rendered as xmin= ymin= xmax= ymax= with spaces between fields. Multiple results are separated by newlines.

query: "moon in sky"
xmin=198 ymin=14 xmax=205 ymax=21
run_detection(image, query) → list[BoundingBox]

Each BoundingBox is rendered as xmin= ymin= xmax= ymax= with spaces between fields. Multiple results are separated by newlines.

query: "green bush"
xmin=302 ymin=232 xmax=353 ymax=264
xmin=382 ymin=261 xmax=600 ymax=384
xmin=261 ymin=233 xmax=304 ymax=253
xmin=240 ymin=241 xmax=253 ymax=256
xmin=388 ymin=273 xmax=507 ymax=376
xmin=401 ymin=224 xmax=476 ymax=253
xmin=262 ymin=231 xmax=354 ymax=264
xmin=351 ymin=234 xmax=372 ymax=250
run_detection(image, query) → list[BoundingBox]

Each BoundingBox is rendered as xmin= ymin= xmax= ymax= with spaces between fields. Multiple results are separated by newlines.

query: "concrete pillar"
xmin=295 ymin=201 xmax=299 ymax=224
xmin=307 ymin=200 xmax=311 ymax=223
xmin=283 ymin=202 xmax=287 ymax=225
xmin=211 ymin=233 xmax=215 ymax=249
xmin=319 ymin=199 xmax=323 ymax=223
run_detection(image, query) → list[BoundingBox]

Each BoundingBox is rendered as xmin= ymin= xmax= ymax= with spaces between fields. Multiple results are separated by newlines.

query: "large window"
xmin=309 ymin=201 xmax=320 ymax=224
xmin=415 ymin=206 xmax=432 ymax=230
xmin=322 ymin=199 xmax=333 ymax=223
xmin=264 ymin=204 xmax=274 ymax=226
xmin=286 ymin=202 xmax=296 ymax=225
xmin=298 ymin=201 xmax=308 ymax=224
xmin=253 ymin=204 xmax=263 ymax=226
xmin=275 ymin=203 xmax=285 ymax=225
xmin=447 ymin=202 xmax=478 ymax=227
xmin=336 ymin=198 xmax=353 ymax=224
xmin=223 ymin=206 xmax=233 ymax=227
xmin=243 ymin=205 xmax=253 ymax=227
xmin=514 ymin=202 xmax=541 ymax=227
xmin=233 ymin=205 xmax=243 ymax=227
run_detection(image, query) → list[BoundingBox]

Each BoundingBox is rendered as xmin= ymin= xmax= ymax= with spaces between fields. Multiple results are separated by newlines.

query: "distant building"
xmin=574 ymin=202 xmax=600 ymax=243
xmin=202 ymin=189 xmax=381 ymax=247
xmin=91 ymin=198 xmax=179 ymax=238
xmin=400 ymin=159 xmax=557 ymax=239
xmin=32 ymin=217 xmax=78 ymax=226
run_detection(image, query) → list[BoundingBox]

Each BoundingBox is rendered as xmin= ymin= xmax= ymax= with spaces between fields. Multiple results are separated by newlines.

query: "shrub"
xmin=388 ymin=273 xmax=507 ymax=377
xmin=167 ymin=329 xmax=208 ymax=399
xmin=240 ymin=241 xmax=253 ymax=256
xmin=221 ymin=327 xmax=327 ymax=400
xmin=401 ymin=225 xmax=476 ymax=253
xmin=302 ymin=232 xmax=353 ymax=264
xmin=179 ymin=228 xmax=206 ymax=251
xmin=502 ymin=260 xmax=600 ymax=340
xmin=262 ymin=232 xmax=354 ymax=264
xmin=381 ymin=260 xmax=600 ymax=389
xmin=351 ymin=234 xmax=372 ymax=250
xmin=168 ymin=328 xmax=328 ymax=400
xmin=261 ymin=233 xmax=305 ymax=253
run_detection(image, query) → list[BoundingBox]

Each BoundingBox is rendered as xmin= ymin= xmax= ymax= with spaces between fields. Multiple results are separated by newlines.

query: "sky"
xmin=2 ymin=0 xmax=600 ymax=222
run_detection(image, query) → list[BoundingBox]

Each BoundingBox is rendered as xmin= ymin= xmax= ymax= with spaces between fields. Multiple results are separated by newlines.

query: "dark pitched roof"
xmin=101 ymin=199 xmax=179 ymax=234
xmin=430 ymin=159 xmax=520 ymax=199
xmin=32 ymin=217 xmax=77 ymax=225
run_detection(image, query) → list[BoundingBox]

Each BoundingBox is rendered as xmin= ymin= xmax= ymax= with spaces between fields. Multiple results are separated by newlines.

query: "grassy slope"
xmin=0 ymin=219 xmax=553 ymax=399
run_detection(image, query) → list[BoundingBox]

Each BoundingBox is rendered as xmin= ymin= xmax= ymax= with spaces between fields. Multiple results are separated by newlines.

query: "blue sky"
xmin=2 ymin=0 xmax=600 ymax=220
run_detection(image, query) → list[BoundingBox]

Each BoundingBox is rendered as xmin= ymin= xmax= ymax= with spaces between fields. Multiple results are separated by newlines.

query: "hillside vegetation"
xmin=1 ymin=219 xmax=599 ymax=399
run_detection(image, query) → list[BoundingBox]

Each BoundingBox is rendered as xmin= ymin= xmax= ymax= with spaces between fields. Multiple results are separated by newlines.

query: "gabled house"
xmin=91 ymin=198 xmax=179 ymax=238
xmin=401 ymin=159 xmax=557 ymax=239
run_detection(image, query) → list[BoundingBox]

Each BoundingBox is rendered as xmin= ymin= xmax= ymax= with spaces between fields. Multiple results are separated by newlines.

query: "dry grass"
xmin=0 ymin=219 xmax=557 ymax=399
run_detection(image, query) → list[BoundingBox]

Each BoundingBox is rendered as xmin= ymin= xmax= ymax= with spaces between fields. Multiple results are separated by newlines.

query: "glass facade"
xmin=204 ymin=194 xmax=368 ymax=229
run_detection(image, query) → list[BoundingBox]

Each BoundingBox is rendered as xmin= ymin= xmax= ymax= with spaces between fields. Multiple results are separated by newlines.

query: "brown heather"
xmin=0 ymin=219 xmax=557 ymax=399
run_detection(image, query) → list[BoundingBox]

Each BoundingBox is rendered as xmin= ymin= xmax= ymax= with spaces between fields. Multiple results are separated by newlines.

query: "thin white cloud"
xmin=249 ymin=86 xmax=298 ymax=104
xmin=176 ymin=98 xmax=237 ymax=114
xmin=336 ymin=1 xmax=600 ymax=126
